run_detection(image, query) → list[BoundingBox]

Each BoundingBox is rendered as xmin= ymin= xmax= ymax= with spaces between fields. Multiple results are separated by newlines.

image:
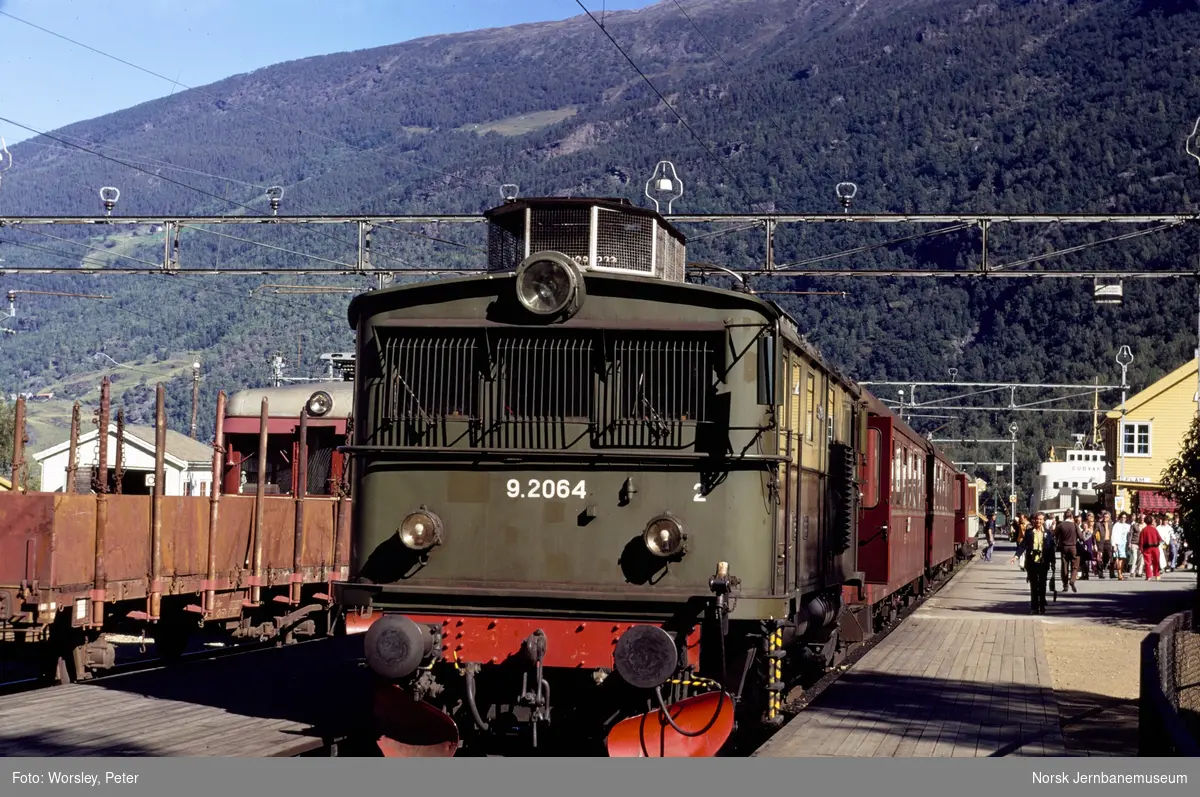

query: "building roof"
xmin=1106 ymin=357 xmax=1198 ymax=418
xmin=32 ymin=423 xmax=213 ymax=467
xmin=123 ymin=425 xmax=215 ymax=463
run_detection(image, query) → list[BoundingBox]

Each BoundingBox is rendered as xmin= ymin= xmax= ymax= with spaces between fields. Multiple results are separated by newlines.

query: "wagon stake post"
xmin=290 ymin=407 xmax=310 ymax=606
xmin=203 ymin=391 xmax=226 ymax=617
xmin=114 ymin=410 xmax=126 ymax=494
xmin=250 ymin=397 xmax=269 ymax=606
xmin=91 ymin=377 xmax=111 ymax=627
xmin=66 ymin=402 xmax=80 ymax=494
xmin=11 ymin=396 xmax=26 ymax=494
xmin=149 ymin=384 xmax=166 ymax=620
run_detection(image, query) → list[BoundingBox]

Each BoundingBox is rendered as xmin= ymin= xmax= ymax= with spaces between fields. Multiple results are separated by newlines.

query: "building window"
xmin=1052 ymin=481 xmax=1060 ymax=489
xmin=1121 ymin=422 xmax=1151 ymax=456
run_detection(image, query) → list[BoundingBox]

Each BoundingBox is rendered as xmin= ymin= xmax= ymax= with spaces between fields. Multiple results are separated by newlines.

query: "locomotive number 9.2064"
xmin=507 ymin=478 xmax=587 ymax=499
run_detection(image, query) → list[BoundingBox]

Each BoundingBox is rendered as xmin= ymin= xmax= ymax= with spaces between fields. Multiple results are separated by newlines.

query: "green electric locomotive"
xmin=333 ymin=196 xmax=866 ymax=757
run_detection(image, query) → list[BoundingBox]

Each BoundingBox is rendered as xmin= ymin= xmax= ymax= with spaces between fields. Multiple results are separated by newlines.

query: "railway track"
xmin=0 ymin=633 xmax=325 ymax=697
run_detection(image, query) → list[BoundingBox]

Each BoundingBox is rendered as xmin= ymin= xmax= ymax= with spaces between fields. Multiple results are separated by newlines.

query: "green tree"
xmin=0 ymin=400 xmax=14 ymax=481
xmin=1160 ymin=414 xmax=1200 ymax=631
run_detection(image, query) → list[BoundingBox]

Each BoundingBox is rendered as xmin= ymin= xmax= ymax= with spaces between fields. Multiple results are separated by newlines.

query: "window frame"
xmin=1121 ymin=421 xmax=1152 ymax=457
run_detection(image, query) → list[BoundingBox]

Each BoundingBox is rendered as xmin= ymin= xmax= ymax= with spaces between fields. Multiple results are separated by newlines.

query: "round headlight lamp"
xmin=643 ymin=514 xmax=687 ymax=558
xmin=306 ymin=390 xmax=333 ymax=417
xmin=514 ymin=251 xmax=582 ymax=317
xmin=398 ymin=507 xmax=444 ymax=551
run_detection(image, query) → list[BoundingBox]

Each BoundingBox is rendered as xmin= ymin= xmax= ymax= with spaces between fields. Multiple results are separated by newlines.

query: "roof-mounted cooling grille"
xmin=484 ymin=198 xmax=687 ymax=282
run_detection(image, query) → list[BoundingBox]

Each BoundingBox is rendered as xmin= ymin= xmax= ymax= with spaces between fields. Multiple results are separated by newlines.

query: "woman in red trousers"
xmin=1140 ymin=519 xmax=1163 ymax=580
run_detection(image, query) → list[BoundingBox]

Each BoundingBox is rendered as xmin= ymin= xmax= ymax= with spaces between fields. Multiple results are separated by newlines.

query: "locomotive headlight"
xmin=643 ymin=514 xmax=687 ymax=558
xmin=515 ymin=251 xmax=581 ymax=317
xmin=306 ymin=390 xmax=333 ymax=417
xmin=398 ymin=507 xmax=444 ymax=551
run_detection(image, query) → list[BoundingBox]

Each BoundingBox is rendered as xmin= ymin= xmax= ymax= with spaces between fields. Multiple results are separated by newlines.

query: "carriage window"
xmin=893 ymin=442 xmax=902 ymax=505
xmin=862 ymin=428 xmax=882 ymax=509
xmin=805 ymin=374 xmax=815 ymax=444
xmin=826 ymin=387 xmax=836 ymax=442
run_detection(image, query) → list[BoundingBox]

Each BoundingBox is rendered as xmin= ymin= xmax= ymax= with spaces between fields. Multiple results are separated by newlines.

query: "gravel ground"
xmin=1036 ymin=565 xmax=1196 ymax=756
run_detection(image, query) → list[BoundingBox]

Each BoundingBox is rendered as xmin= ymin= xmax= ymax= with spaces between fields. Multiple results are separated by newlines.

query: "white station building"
xmin=33 ymin=423 xmax=215 ymax=495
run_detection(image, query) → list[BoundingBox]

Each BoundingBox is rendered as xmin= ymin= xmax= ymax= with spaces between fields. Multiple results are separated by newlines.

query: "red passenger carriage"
xmin=840 ymin=394 xmax=969 ymax=641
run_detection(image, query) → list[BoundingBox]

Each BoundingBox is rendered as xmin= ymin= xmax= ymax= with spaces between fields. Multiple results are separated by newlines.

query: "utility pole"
xmin=1010 ymin=423 xmax=1018 ymax=521
xmin=190 ymin=361 xmax=201 ymax=439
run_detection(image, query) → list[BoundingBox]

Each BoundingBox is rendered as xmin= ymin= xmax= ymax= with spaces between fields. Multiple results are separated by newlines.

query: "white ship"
xmin=1031 ymin=433 xmax=1109 ymax=515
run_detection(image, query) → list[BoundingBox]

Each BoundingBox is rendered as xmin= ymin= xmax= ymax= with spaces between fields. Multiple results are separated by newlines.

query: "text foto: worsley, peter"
xmin=13 ymin=771 xmax=140 ymax=786
xmin=1033 ymin=771 xmax=1188 ymax=785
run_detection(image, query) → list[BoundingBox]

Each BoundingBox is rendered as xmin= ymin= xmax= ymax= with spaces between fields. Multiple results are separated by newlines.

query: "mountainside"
xmin=2 ymin=0 xmax=1200 ymax=497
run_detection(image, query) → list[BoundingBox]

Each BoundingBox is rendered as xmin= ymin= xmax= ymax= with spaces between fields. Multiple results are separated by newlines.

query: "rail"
xmin=1139 ymin=609 xmax=1200 ymax=756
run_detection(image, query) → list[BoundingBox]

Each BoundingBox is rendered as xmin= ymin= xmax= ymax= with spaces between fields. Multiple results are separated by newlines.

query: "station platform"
xmin=0 ymin=636 xmax=369 ymax=756
xmin=755 ymin=540 xmax=1196 ymax=758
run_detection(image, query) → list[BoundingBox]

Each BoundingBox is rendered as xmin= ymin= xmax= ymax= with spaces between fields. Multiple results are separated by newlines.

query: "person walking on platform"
xmin=1078 ymin=513 xmax=1095 ymax=581
xmin=1014 ymin=514 xmax=1029 ymax=571
xmin=1129 ymin=515 xmax=1144 ymax=578
xmin=983 ymin=513 xmax=996 ymax=561
xmin=1098 ymin=511 xmax=1114 ymax=578
xmin=1011 ymin=512 xmax=1055 ymax=614
xmin=1110 ymin=512 xmax=1131 ymax=581
xmin=1055 ymin=510 xmax=1081 ymax=593
xmin=1163 ymin=514 xmax=1180 ymax=572
xmin=1140 ymin=517 xmax=1163 ymax=580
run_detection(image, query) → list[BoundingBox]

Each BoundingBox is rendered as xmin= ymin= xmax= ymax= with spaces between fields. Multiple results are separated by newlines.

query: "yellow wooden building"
xmin=1098 ymin=356 xmax=1198 ymax=516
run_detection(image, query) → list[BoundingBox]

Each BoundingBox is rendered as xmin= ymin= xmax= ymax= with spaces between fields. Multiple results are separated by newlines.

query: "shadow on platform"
xmin=758 ymin=669 xmax=1146 ymax=757
xmin=0 ymin=634 xmax=372 ymax=756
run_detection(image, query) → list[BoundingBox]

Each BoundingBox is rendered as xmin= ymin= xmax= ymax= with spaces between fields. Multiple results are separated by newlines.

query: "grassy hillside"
xmin=2 ymin=0 xmax=1200 ymax=495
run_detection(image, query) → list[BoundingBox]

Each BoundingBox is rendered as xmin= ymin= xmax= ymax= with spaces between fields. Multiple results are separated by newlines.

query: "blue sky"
xmin=0 ymin=0 xmax=657 ymax=144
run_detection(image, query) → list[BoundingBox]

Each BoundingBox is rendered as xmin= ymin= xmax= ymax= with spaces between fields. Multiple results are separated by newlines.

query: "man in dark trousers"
xmin=1011 ymin=512 xmax=1055 ymax=614
xmin=983 ymin=513 xmax=996 ymax=561
xmin=1055 ymin=509 xmax=1081 ymax=593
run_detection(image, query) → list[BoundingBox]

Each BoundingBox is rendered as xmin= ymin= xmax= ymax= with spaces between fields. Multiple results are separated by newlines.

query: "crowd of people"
xmin=999 ymin=509 xmax=1193 ymax=615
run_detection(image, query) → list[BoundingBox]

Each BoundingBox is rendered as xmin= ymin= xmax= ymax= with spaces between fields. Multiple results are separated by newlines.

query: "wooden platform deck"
xmin=0 ymin=636 xmax=369 ymax=756
xmin=755 ymin=546 xmax=1066 ymax=757
xmin=755 ymin=539 xmax=1197 ymax=758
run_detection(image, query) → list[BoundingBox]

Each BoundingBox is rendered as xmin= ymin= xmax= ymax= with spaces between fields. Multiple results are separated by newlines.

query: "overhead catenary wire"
xmin=0 ymin=116 xmax=423 ymax=272
xmin=16 ymin=137 xmax=271 ymax=191
xmin=0 ymin=116 xmax=265 ymax=215
xmin=3 ymin=126 xmax=464 ymax=267
xmin=179 ymin=225 xmax=355 ymax=268
xmin=19 ymin=227 xmax=163 ymax=267
xmin=669 ymin=0 xmax=790 ymax=138
xmin=0 ymin=9 xmax=495 ymax=191
xmin=573 ymin=0 xmax=753 ymax=206
xmin=772 ymin=224 xmax=972 ymax=271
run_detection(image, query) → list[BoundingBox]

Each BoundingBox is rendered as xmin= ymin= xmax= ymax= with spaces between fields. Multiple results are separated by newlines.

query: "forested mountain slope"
xmin=2 ymin=0 xmax=1199 ymax=494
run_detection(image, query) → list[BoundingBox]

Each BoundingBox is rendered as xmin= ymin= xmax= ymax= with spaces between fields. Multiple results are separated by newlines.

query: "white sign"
xmin=507 ymin=478 xmax=586 ymax=499
xmin=145 ymin=473 xmax=155 ymax=487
